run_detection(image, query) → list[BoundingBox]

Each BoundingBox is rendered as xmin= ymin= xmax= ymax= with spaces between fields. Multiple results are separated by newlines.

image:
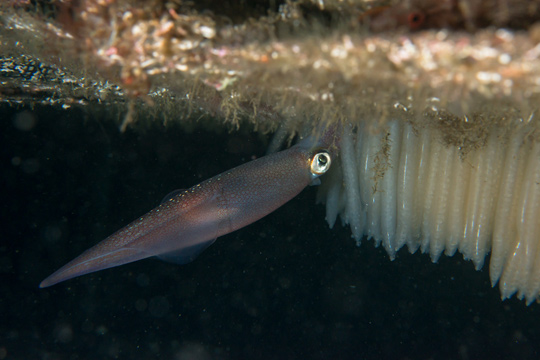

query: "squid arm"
xmin=39 ymin=133 xmax=338 ymax=288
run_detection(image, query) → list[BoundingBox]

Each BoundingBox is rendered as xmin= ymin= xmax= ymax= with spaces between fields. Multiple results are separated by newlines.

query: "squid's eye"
xmin=310 ymin=151 xmax=332 ymax=175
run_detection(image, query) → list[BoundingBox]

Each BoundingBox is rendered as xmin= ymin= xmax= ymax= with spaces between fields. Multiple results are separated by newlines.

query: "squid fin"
xmin=161 ymin=189 xmax=186 ymax=204
xmin=157 ymin=238 xmax=217 ymax=264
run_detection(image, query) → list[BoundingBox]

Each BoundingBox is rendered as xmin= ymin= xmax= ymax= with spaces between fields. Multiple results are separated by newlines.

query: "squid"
xmin=40 ymin=129 xmax=339 ymax=288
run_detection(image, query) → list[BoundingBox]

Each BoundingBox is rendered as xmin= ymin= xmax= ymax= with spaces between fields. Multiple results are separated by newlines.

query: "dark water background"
xmin=1 ymin=104 xmax=539 ymax=359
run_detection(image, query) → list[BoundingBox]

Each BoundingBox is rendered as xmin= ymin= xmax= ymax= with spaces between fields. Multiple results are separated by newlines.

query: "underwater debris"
xmin=1 ymin=0 xmax=539 ymax=132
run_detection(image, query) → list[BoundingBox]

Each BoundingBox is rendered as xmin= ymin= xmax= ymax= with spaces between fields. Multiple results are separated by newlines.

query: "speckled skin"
xmin=40 ymin=142 xmax=326 ymax=288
